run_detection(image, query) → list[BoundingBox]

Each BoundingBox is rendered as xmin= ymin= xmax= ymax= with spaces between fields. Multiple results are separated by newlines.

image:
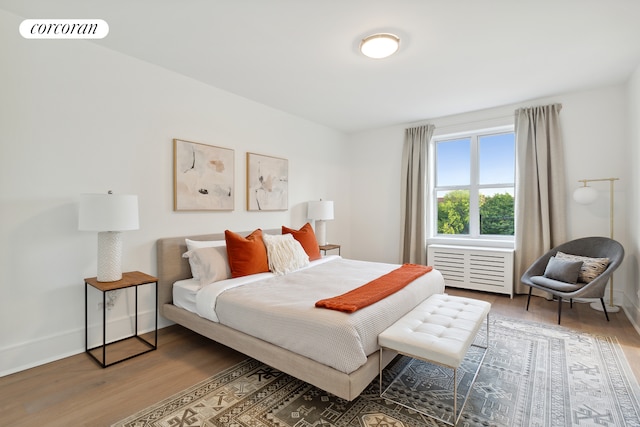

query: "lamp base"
xmin=590 ymin=301 xmax=621 ymax=313
xmin=315 ymin=220 xmax=328 ymax=246
xmin=97 ymin=231 xmax=123 ymax=282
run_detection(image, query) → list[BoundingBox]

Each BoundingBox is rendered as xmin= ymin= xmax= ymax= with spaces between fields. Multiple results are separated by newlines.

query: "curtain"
xmin=514 ymin=103 xmax=567 ymax=294
xmin=401 ymin=124 xmax=434 ymax=264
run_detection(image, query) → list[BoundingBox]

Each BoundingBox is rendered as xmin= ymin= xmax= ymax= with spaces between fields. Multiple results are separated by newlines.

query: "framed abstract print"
xmin=246 ymin=152 xmax=288 ymax=211
xmin=173 ymin=139 xmax=234 ymax=211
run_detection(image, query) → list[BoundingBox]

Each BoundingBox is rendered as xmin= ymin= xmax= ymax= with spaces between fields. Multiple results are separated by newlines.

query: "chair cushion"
xmin=543 ymin=256 xmax=583 ymax=284
xmin=530 ymin=276 xmax=584 ymax=292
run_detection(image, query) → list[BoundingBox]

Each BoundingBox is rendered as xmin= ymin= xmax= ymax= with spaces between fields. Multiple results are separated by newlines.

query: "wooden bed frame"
xmin=156 ymin=230 xmax=398 ymax=401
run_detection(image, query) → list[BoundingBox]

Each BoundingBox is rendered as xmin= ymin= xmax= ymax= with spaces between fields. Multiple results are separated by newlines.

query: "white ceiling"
xmin=3 ymin=0 xmax=640 ymax=133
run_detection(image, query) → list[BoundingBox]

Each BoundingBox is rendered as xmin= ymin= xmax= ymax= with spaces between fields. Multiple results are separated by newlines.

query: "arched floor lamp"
xmin=572 ymin=177 xmax=620 ymax=313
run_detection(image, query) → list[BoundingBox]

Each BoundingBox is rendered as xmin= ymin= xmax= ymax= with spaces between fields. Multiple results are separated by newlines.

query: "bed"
xmin=157 ymin=229 xmax=445 ymax=400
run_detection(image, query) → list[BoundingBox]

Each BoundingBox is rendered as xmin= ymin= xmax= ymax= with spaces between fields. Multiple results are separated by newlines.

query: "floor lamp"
xmin=572 ymin=177 xmax=620 ymax=313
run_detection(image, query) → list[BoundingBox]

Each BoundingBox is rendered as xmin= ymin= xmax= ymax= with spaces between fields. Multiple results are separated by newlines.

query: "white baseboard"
xmin=85 ymin=306 xmax=159 ymax=348
xmin=0 ymin=308 xmax=169 ymax=377
xmin=622 ymin=294 xmax=640 ymax=336
xmin=0 ymin=327 xmax=85 ymax=377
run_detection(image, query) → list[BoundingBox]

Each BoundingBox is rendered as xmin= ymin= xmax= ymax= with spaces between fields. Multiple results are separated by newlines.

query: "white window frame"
xmin=429 ymin=124 xmax=515 ymax=247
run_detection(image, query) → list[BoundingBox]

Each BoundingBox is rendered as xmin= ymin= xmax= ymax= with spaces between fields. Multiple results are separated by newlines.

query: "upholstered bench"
xmin=378 ymin=294 xmax=491 ymax=426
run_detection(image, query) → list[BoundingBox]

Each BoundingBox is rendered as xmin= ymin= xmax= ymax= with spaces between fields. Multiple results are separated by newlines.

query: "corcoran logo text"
xmin=20 ymin=19 xmax=109 ymax=39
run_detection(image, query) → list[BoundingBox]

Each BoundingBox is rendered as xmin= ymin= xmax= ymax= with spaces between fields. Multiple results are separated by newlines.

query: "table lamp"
xmin=79 ymin=191 xmax=139 ymax=282
xmin=308 ymin=200 xmax=334 ymax=245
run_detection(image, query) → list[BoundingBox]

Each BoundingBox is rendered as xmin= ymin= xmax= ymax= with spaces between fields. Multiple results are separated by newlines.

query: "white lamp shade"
xmin=308 ymin=200 xmax=334 ymax=221
xmin=79 ymin=193 xmax=139 ymax=231
xmin=573 ymin=186 xmax=598 ymax=205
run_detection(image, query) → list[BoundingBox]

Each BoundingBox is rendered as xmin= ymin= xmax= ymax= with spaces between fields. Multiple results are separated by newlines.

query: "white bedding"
xmin=172 ymin=278 xmax=200 ymax=312
xmin=175 ymin=256 xmax=444 ymax=374
xmin=173 ymin=257 xmax=336 ymax=315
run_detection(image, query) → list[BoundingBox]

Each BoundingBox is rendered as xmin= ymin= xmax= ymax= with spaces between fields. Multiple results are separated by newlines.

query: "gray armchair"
xmin=520 ymin=237 xmax=624 ymax=324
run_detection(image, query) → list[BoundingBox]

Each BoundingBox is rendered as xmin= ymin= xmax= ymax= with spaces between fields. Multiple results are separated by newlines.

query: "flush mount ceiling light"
xmin=359 ymin=33 xmax=400 ymax=59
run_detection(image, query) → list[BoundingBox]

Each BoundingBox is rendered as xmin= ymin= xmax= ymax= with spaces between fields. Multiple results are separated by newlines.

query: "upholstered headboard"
xmin=156 ymin=229 xmax=281 ymax=314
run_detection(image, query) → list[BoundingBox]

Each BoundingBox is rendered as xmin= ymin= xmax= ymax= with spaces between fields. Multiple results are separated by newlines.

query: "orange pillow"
xmin=282 ymin=223 xmax=321 ymax=261
xmin=224 ymin=229 xmax=269 ymax=278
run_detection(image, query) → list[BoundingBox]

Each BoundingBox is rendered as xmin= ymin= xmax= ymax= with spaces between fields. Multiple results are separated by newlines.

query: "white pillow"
xmin=182 ymin=246 xmax=231 ymax=286
xmin=262 ymin=233 xmax=309 ymax=275
xmin=183 ymin=239 xmax=226 ymax=279
xmin=185 ymin=238 xmax=226 ymax=251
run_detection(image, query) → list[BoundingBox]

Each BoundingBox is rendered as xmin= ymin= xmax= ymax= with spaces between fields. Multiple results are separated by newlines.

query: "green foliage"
xmin=479 ymin=193 xmax=514 ymax=235
xmin=437 ymin=191 xmax=514 ymax=236
xmin=437 ymin=190 xmax=469 ymax=234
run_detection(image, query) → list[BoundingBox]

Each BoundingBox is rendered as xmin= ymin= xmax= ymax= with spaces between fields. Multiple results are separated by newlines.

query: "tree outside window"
xmin=434 ymin=129 xmax=515 ymax=238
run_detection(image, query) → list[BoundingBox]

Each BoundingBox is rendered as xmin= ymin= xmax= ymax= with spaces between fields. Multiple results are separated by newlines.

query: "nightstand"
xmin=85 ymin=271 xmax=158 ymax=367
xmin=319 ymin=244 xmax=341 ymax=256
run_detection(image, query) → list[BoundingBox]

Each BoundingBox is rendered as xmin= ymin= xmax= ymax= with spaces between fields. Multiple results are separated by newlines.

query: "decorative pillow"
xmin=263 ymin=233 xmax=310 ymax=275
xmin=282 ymin=223 xmax=321 ymax=261
xmin=183 ymin=239 xmax=226 ymax=279
xmin=185 ymin=239 xmax=225 ymax=250
xmin=224 ymin=229 xmax=270 ymax=278
xmin=182 ymin=246 xmax=231 ymax=286
xmin=555 ymin=251 xmax=610 ymax=283
xmin=543 ymin=256 xmax=583 ymax=284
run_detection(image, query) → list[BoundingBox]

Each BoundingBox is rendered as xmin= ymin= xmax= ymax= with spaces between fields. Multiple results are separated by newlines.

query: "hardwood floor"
xmin=2 ymin=289 xmax=639 ymax=427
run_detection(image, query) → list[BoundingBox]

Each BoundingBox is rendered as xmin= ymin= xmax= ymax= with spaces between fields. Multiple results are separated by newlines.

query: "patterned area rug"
xmin=113 ymin=316 xmax=640 ymax=427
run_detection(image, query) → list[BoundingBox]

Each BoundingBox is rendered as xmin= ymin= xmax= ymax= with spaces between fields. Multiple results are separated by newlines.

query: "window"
xmin=432 ymin=127 xmax=515 ymax=239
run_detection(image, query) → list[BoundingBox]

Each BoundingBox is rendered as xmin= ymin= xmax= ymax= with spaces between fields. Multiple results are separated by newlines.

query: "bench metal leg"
xmin=379 ymin=314 xmax=490 ymax=426
xmin=453 ymin=367 xmax=458 ymax=419
xmin=379 ymin=348 xmax=383 ymax=395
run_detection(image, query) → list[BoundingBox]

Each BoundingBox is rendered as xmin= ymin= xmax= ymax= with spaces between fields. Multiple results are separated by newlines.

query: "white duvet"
xmin=187 ymin=256 xmax=445 ymax=374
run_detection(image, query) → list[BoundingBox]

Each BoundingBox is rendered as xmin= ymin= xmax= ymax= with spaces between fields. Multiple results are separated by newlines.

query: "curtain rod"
xmin=408 ymin=102 xmax=562 ymax=131
xmin=430 ymin=114 xmax=514 ymax=131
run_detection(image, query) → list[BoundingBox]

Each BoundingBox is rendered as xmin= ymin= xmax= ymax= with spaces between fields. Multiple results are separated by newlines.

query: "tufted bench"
xmin=378 ymin=293 xmax=491 ymax=426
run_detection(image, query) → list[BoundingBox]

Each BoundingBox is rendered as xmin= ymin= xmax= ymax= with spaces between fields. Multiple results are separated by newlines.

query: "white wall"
xmin=346 ymin=126 xmax=406 ymax=263
xmin=626 ymin=64 xmax=640 ymax=328
xmin=347 ymin=84 xmax=636 ymax=320
xmin=0 ymin=10 xmax=350 ymax=376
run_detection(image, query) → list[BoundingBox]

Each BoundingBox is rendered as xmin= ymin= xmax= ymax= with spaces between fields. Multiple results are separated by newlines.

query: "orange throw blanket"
xmin=315 ymin=264 xmax=433 ymax=313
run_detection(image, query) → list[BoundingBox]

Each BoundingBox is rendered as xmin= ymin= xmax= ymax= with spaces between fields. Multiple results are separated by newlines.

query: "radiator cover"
xmin=427 ymin=244 xmax=514 ymax=297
